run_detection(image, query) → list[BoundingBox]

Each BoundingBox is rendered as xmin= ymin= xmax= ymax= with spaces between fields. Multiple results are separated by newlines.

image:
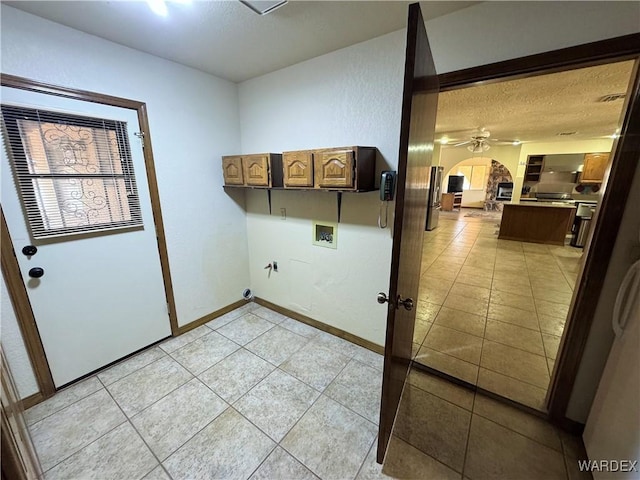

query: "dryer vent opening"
xmin=242 ymin=289 xmax=254 ymax=301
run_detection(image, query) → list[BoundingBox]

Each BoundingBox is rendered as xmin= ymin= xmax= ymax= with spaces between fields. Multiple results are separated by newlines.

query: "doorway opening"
xmin=412 ymin=58 xmax=636 ymax=412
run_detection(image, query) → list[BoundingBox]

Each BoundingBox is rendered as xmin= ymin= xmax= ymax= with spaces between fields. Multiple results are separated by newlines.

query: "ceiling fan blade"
xmin=453 ymin=140 xmax=471 ymax=147
xmin=493 ymin=139 xmax=522 ymax=145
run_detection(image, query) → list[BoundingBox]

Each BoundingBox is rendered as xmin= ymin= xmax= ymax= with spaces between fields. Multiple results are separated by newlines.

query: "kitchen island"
xmin=499 ymin=203 xmax=576 ymax=245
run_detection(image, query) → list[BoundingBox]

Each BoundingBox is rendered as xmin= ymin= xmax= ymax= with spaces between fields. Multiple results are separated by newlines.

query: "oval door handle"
xmin=28 ymin=267 xmax=44 ymax=278
xmin=377 ymin=292 xmax=390 ymax=304
xmin=397 ymin=296 xmax=414 ymax=311
xmin=22 ymin=245 xmax=38 ymax=256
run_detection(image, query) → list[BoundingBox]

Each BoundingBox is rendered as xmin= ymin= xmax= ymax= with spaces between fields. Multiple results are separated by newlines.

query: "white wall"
xmin=0 ymin=5 xmax=250 ymax=328
xmin=1 ymin=0 xmax=637 ymax=403
xmin=238 ymin=1 xmax=639 ymax=346
xmin=1 ymin=276 xmax=39 ymax=400
xmin=239 ymin=30 xmax=406 ymax=345
xmin=424 ymin=1 xmax=640 ymax=74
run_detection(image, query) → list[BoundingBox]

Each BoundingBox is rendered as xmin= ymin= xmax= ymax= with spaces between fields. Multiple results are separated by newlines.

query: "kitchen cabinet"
xmin=315 ymin=149 xmax=355 ymax=188
xmin=221 ymin=156 xmax=244 ymax=185
xmin=282 ymin=151 xmax=314 ymax=187
xmin=222 ymin=153 xmax=283 ymax=188
xmin=282 ymin=146 xmax=376 ymax=191
xmin=223 ymin=147 xmax=376 ymax=222
xmin=524 ymin=155 xmax=544 ymax=182
xmin=580 ymin=153 xmax=609 ymax=183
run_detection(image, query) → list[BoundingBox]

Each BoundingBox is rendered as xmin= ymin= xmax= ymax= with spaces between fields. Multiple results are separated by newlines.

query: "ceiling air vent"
xmin=240 ymin=0 xmax=287 ymax=15
xmin=557 ymin=131 xmax=577 ymax=136
xmin=599 ymin=93 xmax=626 ymax=102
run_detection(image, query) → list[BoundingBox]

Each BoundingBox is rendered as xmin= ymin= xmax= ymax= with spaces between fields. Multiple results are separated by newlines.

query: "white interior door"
xmin=1 ymin=87 xmax=171 ymax=387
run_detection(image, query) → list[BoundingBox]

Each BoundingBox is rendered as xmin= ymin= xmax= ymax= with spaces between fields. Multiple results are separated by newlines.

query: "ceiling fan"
xmin=450 ymin=128 xmax=520 ymax=153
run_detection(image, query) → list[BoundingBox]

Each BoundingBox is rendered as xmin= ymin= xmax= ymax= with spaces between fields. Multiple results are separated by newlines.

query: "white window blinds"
xmin=1 ymin=105 xmax=143 ymax=239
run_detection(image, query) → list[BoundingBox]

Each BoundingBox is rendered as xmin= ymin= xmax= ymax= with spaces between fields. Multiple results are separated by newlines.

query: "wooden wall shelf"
xmin=222 ymin=146 xmax=377 ymax=222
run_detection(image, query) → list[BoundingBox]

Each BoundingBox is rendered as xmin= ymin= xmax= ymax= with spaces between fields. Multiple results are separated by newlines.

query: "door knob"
xmin=397 ymin=296 xmax=414 ymax=311
xmin=28 ymin=267 xmax=44 ymax=278
xmin=22 ymin=245 xmax=38 ymax=256
xmin=377 ymin=292 xmax=391 ymax=304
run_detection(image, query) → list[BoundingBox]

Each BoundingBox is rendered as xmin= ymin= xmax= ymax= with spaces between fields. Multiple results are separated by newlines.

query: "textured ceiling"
xmin=4 ymin=0 xmax=478 ymax=82
xmin=436 ymin=60 xmax=635 ymax=146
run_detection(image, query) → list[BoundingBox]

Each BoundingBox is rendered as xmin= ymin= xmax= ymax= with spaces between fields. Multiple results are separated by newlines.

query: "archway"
xmin=444 ymin=157 xmax=513 ymax=209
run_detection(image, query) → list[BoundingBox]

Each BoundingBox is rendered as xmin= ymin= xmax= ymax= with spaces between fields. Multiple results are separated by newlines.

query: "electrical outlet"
xmin=280 ymin=208 xmax=286 ymax=220
xmin=273 ymin=261 xmax=278 ymax=272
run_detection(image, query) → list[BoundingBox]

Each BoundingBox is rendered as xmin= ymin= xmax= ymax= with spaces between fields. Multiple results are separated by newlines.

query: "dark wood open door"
xmin=377 ymin=2 xmax=439 ymax=463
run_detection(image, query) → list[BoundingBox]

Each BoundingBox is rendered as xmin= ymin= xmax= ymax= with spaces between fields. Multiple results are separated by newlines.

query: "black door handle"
xmin=28 ymin=267 xmax=44 ymax=278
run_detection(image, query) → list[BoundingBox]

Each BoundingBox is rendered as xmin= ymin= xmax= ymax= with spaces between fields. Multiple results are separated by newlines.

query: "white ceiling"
xmin=5 ymin=1 xmax=633 ymax=145
xmin=4 ymin=0 xmax=478 ymax=83
xmin=436 ymin=60 xmax=635 ymax=147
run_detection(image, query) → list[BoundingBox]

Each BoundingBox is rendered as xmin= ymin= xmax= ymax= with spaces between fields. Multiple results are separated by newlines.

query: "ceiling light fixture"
xmin=146 ymin=0 xmax=191 ymax=17
xmin=439 ymin=137 xmax=449 ymax=145
xmin=240 ymin=0 xmax=288 ymax=15
xmin=147 ymin=0 xmax=168 ymax=16
xmin=512 ymin=140 xmax=521 ymax=146
xmin=467 ymin=142 xmax=489 ymax=154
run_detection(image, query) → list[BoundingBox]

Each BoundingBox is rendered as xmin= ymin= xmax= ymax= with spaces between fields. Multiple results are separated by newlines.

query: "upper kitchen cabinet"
xmin=319 ymin=147 xmax=375 ymax=191
xmin=315 ymin=149 xmax=355 ymax=188
xmin=224 ymin=147 xmax=375 ymax=192
xmin=581 ymin=153 xmax=610 ymax=183
xmin=222 ymin=153 xmax=283 ymax=188
xmin=222 ymin=156 xmax=244 ymax=185
xmin=283 ymin=150 xmax=314 ymax=187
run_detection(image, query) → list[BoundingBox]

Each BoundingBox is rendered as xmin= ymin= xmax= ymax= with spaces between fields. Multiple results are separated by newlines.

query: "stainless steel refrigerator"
xmin=426 ymin=166 xmax=443 ymax=231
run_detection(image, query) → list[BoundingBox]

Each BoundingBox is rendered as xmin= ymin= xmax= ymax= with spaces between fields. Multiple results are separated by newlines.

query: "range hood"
xmin=542 ymin=154 xmax=584 ymax=173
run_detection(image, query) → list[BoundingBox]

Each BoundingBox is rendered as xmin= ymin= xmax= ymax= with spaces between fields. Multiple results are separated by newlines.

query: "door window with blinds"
xmin=1 ymin=105 xmax=143 ymax=238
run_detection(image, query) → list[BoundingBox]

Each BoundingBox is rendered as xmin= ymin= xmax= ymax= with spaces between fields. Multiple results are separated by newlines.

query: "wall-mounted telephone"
xmin=380 ymin=171 xmax=396 ymax=201
xmin=378 ymin=171 xmax=396 ymax=228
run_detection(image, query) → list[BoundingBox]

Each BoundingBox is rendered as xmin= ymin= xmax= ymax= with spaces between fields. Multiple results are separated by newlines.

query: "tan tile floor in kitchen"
xmin=25 ymin=303 xmax=589 ymax=479
xmin=414 ymin=208 xmax=583 ymax=411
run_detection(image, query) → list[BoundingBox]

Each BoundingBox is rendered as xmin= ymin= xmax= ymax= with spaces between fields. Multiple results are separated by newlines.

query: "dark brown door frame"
xmin=0 ymin=74 xmax=180 ymax=401
xmin=432 ymin=33 xmax=640 ymax=425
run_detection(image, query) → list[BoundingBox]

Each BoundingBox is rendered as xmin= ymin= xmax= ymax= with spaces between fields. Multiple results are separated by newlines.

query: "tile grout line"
xmin=410 ymin=367 xmax=566 ymax=460
xmin=24 ymin=377 xmax=103 ymax=428
xmin=98 ymin=376 xmax=175 ymax=480
xmin=422 ymin=216 xmax=561 ymax=409
xmin=30 ymin=386 xmax=127 ymax=476
xmin=29 ymin=306 xmax=374 ymax=480
xmin=475 ymin=226 xmax=497 ymax=393
xmin=460 ymin=376 xmax=478 ymax=478
xmin=272 ymin=347 xmax=377 ymax=480
xmin=98 ymin=347 xmax=168 ymax=389
xmin=525 ymin=251 xmax=556 ymax=382
xmin=193 ymin=318 xmax=378 ymax=478
xmin=353 ymin=435 xmax=378 ymax=480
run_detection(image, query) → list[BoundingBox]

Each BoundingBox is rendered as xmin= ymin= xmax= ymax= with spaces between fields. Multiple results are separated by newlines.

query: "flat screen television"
xmin=448 ymin=175 xmax=464 ymax=193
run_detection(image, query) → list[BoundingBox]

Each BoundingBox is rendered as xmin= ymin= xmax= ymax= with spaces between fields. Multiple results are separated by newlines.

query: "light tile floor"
xmin=365 ymin=367 xmax=591 ymax=480
xmin=25 ymin=303 xmax=590 ymax=479
xmin=414 ymin=209 xmax=583 ymax=411
xmin=25 ymin=303 xmax=383 ymax=480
